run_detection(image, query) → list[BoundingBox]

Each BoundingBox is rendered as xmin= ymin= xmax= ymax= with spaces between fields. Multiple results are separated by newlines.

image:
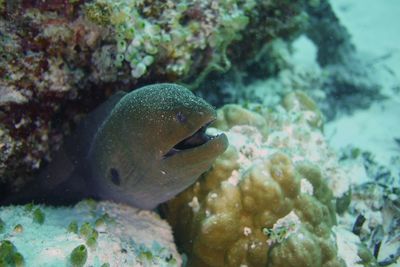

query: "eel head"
xmin=88 ymin=84 xmax=228 ymax=209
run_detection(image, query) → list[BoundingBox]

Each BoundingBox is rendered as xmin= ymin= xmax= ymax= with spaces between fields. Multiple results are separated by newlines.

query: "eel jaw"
xmin=163 ymin=120 xmax=222 ymax=159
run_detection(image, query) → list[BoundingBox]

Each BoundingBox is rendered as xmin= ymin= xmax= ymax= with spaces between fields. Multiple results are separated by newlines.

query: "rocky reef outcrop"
xmin=0 ymin=200 xmax=181 ymax=266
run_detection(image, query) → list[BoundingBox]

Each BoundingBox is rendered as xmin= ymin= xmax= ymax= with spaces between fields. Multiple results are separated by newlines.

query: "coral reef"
xmin=0 ymin=200 xmax=181 ymax=266
xmin=164 ymin=91 xmax=354 ymax=266
xmin=2 ymin=0 xmax=354 ymax=192
xmin=0 ymin=0 xmax=254 ymax=190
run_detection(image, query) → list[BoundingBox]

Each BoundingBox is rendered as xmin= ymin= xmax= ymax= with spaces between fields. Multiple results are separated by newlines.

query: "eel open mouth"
xmin=163 ymin=121 xmax=220 ymax=158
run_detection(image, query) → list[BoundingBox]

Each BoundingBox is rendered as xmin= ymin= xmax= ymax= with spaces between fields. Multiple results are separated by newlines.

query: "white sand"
xmin=326 ymin=0 xmax=400 ymax=167
xmin=325 ymin=99 xmax=400 ymax=166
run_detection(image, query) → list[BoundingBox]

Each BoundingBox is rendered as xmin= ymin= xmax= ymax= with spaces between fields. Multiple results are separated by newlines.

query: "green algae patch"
xmin=12 ymin=252 xmax=25 ymax=267
xmin=79 ymin=222 xmax=98 ymax=248
xmin=0 ymin=240 xmax=25 ymax=267
xmin=32 ymin=208 xmax=45 ymax=225
xmin=69 ymin=245 xmax=87 ymax=267
xmin=79 ymin=222 xmax=93 ymax=239
xmin=67 ymin=221 xmax=79 ymax=234
xmin=85 ymin=232 xmax=98 ymax=248
xmin=0 ymin=218 xmax=4 ymax=234
xmin=0 ymin=201 xmax=182 ymax=265
xmin=23 ymin=203 xmax=34 ymax=213
xmin=0 ymin=240 xmax=15 ymax=259
xmin=336 ymin=188 xmax=352 ymax=214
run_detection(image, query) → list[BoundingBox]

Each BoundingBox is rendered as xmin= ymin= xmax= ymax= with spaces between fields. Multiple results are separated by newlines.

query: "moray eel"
xmin=2 ymin=84 xmax=228 ymax=209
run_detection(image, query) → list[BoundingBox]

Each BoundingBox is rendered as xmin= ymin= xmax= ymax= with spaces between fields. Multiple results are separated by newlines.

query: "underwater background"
xmin=0 ymin=0 xmax=399 ymax=266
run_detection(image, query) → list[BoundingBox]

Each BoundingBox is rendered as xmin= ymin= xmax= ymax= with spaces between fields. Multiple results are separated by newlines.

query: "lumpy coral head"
xmin=164 ymin=96 xmax=346 ymax=267
xmin=166 ymin=153 xmax=342 ymax=267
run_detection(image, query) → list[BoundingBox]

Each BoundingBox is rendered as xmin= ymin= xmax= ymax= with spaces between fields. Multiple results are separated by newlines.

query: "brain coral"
xmin=164 ymin=91 xmax=348 ymax=267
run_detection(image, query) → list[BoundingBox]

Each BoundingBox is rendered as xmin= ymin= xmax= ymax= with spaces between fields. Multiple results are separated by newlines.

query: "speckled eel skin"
xmin=1 ymin=83 xmax=228 ymax=209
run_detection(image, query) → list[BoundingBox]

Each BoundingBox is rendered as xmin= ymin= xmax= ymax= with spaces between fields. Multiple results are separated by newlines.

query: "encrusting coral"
xmin=84 ymin=0 xmax=253 ymax=79
xmin=164 ymin=91 xmax=353 ymax=267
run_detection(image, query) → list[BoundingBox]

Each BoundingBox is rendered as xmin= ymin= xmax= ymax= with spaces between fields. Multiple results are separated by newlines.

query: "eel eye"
xmin=110 ymin=168 xmax=120 ymax=186
xmin=176 ymin=111 xmax=187 ymax=124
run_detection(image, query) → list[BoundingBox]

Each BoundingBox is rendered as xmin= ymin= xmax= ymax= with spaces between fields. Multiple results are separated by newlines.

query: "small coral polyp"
xmin=164 ymin=92 xmax=347 ymax=267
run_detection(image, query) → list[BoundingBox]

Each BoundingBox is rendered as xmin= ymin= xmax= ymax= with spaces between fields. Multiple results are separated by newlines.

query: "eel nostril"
xmin=176 ymin=111 xmax=187 ymax=124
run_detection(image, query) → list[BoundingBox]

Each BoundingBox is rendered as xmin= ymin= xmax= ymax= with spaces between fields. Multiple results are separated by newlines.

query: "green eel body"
xmin=2 ymin=84 xmax=228 ymax=209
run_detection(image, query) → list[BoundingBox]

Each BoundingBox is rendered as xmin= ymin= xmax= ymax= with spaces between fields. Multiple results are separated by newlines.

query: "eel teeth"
xmin=163 ymin=121 xmax=219 ymax=158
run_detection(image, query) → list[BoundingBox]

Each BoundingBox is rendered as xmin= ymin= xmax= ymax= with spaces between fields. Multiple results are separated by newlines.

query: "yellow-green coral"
xmin=282 ymin=91 xmax=324 ymax=129
xmin=84 ymin=1 xmax=113 ymax=25
xmin=164 ymin=92 xmax=347 ymax=267
xmin=212 ymin=104 xmax=269 ymax=136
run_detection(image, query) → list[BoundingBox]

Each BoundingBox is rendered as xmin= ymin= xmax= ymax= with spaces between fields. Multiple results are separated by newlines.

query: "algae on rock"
xmin=0 ymin=201 xmax=181 ymax=266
